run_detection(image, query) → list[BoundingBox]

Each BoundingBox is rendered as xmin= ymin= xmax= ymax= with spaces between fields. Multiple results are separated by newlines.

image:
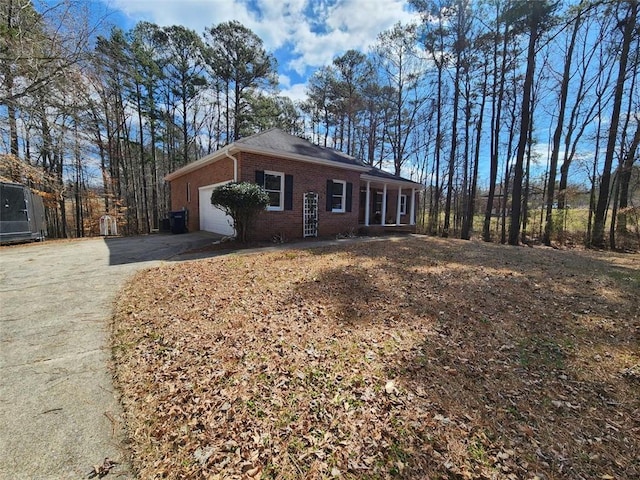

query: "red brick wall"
xmin=168 ymin=153 xmax=362 ymax=240
xmin=238 ymin=152 xmax=361 ymax=241
xmin=169 ymin=157 xmax=235 ymax=232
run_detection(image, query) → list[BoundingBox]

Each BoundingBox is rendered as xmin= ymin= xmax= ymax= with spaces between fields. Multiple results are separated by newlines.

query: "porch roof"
xmin=360 ymin=166 xmax=423 ymax=189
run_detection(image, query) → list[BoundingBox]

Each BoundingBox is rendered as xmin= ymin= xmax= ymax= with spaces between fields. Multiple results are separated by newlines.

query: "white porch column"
xmin=365 ymin=181 xmax=371 ymax=226
xmin=410 ymin=188 xmax=416 ymax=225
xmin=396 ymin=186 xmax=402 ymax=225
xmin=381 ymin=184 xmax=387 ymax=226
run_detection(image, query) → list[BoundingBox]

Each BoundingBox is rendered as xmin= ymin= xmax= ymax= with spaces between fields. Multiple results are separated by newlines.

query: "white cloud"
xmin=279 ymin=83 xmax=308 ymax=103
xmin=103 ymin=0 xmax=421 ymax=99
xmin=249 ymin=0 xmax=308 ymax=49
xmin=327 ymin=0 xmax=417 ymax=35
xmin=279 ymin=73 xmax=291 ymax=89
xmin=287 ymin=0 xmax=420 ymax=75
xmin=106 ymin=0 xmax=253 ymax=32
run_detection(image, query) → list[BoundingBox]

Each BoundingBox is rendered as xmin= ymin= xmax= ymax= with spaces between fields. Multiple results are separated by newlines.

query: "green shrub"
xmin=210 ymin=182 xmax=270 ymax=243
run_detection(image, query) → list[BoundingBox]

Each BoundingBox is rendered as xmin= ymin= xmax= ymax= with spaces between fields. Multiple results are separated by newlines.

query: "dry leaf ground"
xmin=111 ymin=235 xmax=639 ymax=479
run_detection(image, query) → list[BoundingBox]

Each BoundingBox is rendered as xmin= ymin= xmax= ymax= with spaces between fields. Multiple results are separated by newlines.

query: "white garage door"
xmin=199 ymin=184 xmax=235 ymax=236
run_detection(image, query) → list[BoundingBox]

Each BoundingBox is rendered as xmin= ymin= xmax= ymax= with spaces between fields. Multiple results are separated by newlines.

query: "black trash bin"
xmin=169 ymin=210 xmax=187 ymax=234
xmin=160 ymin=218 xmax=171 ymax=232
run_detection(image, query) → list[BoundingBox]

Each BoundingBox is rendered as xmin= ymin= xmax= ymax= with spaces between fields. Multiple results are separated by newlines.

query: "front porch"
xmin=358 ymin=174 xmax=420 ymax=229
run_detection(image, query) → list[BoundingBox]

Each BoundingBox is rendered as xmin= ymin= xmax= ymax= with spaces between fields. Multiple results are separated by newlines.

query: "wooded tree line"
xmin=1 ymin=0 xmax=299 ymax=237
xmin=1 ymin=0 xmax=639 ymax=248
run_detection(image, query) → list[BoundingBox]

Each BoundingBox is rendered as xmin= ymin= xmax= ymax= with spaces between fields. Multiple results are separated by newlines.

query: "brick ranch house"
xmin=165 ymin=128 xmax=422 ymax=241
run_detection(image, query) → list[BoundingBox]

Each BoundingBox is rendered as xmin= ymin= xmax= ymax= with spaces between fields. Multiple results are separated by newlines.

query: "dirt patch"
xmin=111 ymin=236 xmax=639 ymax=479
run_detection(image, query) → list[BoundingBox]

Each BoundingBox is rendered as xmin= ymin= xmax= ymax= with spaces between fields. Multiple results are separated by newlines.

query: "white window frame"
xmin=400 ymin=194 xmax=407 ymax=215
xmin=264 ymin=170 xmax=284 ymax=211
xmin=331 ymin=179 xmax=346 ymax=213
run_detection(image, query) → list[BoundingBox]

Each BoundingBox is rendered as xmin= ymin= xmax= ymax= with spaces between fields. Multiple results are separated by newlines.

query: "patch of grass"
xmin=468 ymin=439 xmax=489 ymax=464
xmin=376 ymin=434 xmax=413 ymax=477
xmin=245 ymin=399 xmax=266 ymax=418
xmin=607 ymin=268 xmax=640 ymax=288
xmin=517 ymin=337 xmax=569 ymax=370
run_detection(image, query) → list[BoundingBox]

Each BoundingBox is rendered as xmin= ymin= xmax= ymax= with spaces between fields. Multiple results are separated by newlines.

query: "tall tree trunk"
xmin=3 ymin=1 xmax=18 ymax=156
xmin=616 ymin=122 xmax=640 ymax=234
xmin=460 ymin=81 xmax=471 ymax=240
xmin=608 ymin=172 xmax=620 ymax=249
xmin=521 ymin=108 xmax=534 ymax=244
xmin=90 ymin=104 xmax=109 ymax=213
xmin=443 ymin=62 xmax=461 ymax=238
xmin=215 ymin=82 xmax=222 ymax=149
xmin=509 ymin=17 xmax=538 ymax=246
xmin=182 ymin=81 xmax=190 ymax=163
xmin=394 ymin=59 xmax=403 ymax=175
xmin=74 ymin=123 xmax=83 ymax=238
xmin=592 ymin=0 xmax=637 ymax=248
xmin=7 ymin=101 xmax=19 ymax=156
xmin=501 ymin=103 xmax=517 ymax=244
xmin=54 ymin=146 xmax=68 ymax=238
xmin=430 ymin=65 xmax=443 ymax=235
xmin=543 ymin=12 xmax=581 ymax=245
xmin=587 ymin=101 xmax=604 ymax=243
xmin=233 ymin=81 xmax=241 ymax=141
xmin=462 ymin=64 xmax=487 ymax=240
xmin=225 ymin=78 xmax=231 ymax=144
xmin=500 ymin=161 xmax=511 ymax=244
xmin=483 ymin=17 xmax=509 ymax=242
xmin=135 ymin=80 xmax=150 ymax=233
xmin=557 ymin=18 xmax=610 ymax=210
xmin=150 ymin=133 xmax=159 ymax=230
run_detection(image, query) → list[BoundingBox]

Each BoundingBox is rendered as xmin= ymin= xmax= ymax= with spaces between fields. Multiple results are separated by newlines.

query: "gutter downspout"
xmin=224 ymin=148 xmax=238 ymax=182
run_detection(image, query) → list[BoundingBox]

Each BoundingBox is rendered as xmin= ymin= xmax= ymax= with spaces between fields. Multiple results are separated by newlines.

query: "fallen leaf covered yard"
xmin=111 ymin=236 xmax=639 ymax=479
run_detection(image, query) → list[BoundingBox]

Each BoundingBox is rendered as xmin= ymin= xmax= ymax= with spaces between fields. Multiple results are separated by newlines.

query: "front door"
xmin=303 ymin=192 xmax=318 ymax=237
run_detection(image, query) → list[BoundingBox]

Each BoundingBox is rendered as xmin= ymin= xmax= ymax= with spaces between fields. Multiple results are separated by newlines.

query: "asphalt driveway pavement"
xmin=0 ymin=232 xmax=221 ymax=479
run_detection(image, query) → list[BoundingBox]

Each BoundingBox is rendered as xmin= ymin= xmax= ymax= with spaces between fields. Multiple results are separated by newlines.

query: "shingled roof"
xmin=165 ymin=128 xmax=422 ymax=187
xmin=363 ymin=166 xmax=422 ymax=186
xmin=236 ymin=128 xmax=364 ymax=168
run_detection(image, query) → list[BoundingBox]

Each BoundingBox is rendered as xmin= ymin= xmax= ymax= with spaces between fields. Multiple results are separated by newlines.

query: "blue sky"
xmin=97 ymin=0 xmax=420 ymax=102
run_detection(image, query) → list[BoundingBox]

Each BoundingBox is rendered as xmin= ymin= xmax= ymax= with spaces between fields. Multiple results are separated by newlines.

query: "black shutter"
xmin=255 ymin=170 xmax=265 ymax=186
xmin=346 ymin=182 xmax=353 ymax=212
xmin=284 ymin=174 xmax=293 ymax=210
xmin=326 ymin=179 xmax=333 ymax=211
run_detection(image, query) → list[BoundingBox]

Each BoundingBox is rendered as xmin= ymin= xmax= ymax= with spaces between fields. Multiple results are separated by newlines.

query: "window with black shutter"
xmin=326 ymin=179 xmax=349 ymax=213
xmin=256 ymin=169 xmax=285 ymax=211
xmin=284 ymin=174 xmax=293 ymax=211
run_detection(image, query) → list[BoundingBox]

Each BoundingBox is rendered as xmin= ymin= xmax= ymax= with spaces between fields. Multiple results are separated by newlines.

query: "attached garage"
xmin=198 ymin=184 xmax=235 ymax=236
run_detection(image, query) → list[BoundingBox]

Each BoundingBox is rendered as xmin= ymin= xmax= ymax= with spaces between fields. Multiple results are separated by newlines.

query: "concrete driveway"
xmin=0 ymin=232 xmax=221 ymax=479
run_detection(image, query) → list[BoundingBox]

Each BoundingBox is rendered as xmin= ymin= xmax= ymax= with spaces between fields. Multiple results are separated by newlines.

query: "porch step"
xmin=358 ymin=224 xmax=416 ymax=235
